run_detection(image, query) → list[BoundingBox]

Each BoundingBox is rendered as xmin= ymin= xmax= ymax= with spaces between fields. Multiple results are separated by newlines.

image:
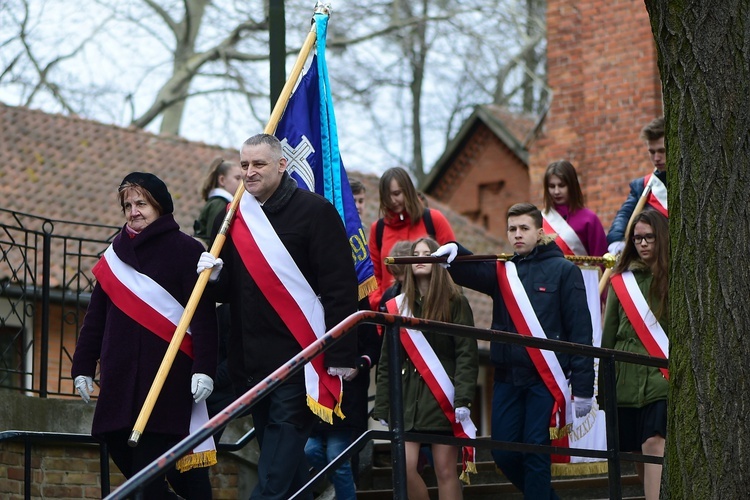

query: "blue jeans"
xmin=304 ymin=429 xmax=356 ymax=500
xmin=491 ymin=380 xmax=559 ymax=500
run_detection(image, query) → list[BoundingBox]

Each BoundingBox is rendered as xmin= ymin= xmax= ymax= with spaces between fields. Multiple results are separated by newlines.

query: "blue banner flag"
xmin=275 ymin=14 xmax=376 ymax=300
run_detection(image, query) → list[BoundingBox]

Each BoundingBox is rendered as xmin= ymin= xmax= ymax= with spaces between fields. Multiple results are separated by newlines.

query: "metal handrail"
xmin=106 ymin=310 xmax=667 ymax=499
xmin=0 ymin=427 xmax=259 ymax=499
xmin=0 ymin=431 xmax=111 ymax=498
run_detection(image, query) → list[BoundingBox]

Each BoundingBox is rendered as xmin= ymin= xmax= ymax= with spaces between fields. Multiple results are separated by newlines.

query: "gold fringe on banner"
xmin=552 ymin=460 xmax=609 ymax=477
xmin=358 ymin=276 xmax=378 ymax=301
xmin=175 ymin=450 xmax=217 ymax=473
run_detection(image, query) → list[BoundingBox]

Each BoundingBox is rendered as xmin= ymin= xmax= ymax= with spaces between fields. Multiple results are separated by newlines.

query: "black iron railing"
xmin=106 ymin=310 xmax=667 ymax=500
xmin=0 ymin=208 xmax=119 ymax=397
xmin=0 ymin=428 xmax=257 ymax=499
xmin=0 ymin=207 xmax=667 ymax=498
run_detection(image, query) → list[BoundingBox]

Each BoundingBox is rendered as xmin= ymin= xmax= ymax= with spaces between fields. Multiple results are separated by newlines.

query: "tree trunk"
xmin=645 ymin=1 xmax=750 ymax=498
xmin=522 ymin=0 xmax=545 ymax=113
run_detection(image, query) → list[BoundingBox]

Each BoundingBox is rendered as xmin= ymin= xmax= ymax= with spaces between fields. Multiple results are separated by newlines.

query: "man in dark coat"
xmin=198 ymin=134 xmax=358 ymax=500
xmin=434 ymin=202 xmax=595 ymax=499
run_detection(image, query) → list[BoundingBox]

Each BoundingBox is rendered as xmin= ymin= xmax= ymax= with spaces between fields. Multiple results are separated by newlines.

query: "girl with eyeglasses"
xmin=601 ymin=209 xmax=669 ymax=500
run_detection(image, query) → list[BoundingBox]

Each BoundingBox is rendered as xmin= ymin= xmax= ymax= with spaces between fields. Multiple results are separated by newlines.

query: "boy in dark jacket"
xmin=433 ymin=202 xmax=594 ymax=499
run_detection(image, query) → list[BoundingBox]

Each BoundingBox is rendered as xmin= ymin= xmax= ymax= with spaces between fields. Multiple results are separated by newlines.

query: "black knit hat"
xmin=119 ymin=172 xmax=174 ymax=215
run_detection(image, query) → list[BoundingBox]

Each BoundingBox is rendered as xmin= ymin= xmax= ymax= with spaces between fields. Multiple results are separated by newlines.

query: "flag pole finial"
xmin=314 ymin=2 xmax=332 ymax=17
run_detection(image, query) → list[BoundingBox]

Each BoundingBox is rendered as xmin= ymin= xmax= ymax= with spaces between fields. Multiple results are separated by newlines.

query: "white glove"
xmin=342 ymin=367 xmax=359 ymax=382
xmin=431 ymin=242 xmax=458 ymax=267
xmin=608 ymin=241 xmax=625 ymax=255
xmin=327 ymin=367 xmax=357 ymax=379
xmin=454 ymin=406 xmax=470 ymax=423
xmin=196 ymin=252 xmax=223 ymax=282
xmin=574 ymin=396 xmax=593 ymax=418
xmin=379 ymin=419 xmax=388 ymax=427
xmin=74 ymin=375 xmax=94 ymax=403
xmin=191 ymin=373 xmax=214 ymax=403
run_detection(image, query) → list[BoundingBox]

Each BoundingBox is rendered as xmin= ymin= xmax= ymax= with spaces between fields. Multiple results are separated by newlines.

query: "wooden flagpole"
xmin=128 ymin=10 xmax=324 ymax=447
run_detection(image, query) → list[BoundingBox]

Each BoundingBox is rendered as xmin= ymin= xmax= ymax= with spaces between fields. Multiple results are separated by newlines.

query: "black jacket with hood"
xmin=448 ymin=239 xmax=594 ymax=398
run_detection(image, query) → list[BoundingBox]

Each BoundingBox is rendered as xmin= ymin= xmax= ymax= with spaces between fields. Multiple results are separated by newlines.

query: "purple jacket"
xmin=552 ymin=204 xmax=608 ymax=257
xmin=72 ymin=215 xmax=218 ymax=438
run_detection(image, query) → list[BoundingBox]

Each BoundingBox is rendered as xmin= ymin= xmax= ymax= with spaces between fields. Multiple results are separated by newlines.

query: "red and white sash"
xmin=644 ymin=174 xmax=668 ymax=217
xmin=229 ymin=192 xmax=343 ymax=423
xmin=496 ymin=261 xmax=572 ymax=436
xmin=610 ymin=271 xmax=669 ymax=379
xmin=92 ymin=245 xmax=216 ymax=471
xmin=542 ymin=208 xmax=588 ymax=256
xmin=552 ymin=267 xmax=608 ymax=469
xmin=385 ymin=295 xmax=477 ymax=483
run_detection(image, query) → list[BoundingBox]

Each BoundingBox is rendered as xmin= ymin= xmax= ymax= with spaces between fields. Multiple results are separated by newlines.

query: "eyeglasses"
xmin=632 ymin=234 xmax=656 ymax=244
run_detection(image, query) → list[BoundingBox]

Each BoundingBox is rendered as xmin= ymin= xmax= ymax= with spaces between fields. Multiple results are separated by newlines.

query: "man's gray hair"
xmin=243 ymin=134 xmax=283 ymax=158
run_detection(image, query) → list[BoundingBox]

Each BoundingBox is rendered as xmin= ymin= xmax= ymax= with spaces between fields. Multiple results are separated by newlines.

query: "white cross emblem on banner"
xmin=281 ymin=136 xmax=316 ymax=191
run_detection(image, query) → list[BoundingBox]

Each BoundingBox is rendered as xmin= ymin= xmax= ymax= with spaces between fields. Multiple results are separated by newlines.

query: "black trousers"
xmin=104 ymin=430 xmax=212 ymax=499
xmin=249 ymin=381 xmax=315 ymax=500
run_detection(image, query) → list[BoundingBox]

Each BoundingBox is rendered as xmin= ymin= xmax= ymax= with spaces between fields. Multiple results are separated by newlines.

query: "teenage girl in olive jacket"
xmin=602 ymin=209 xmax=668 ymax=500
xmin=374 ymin=237 xmax=477 ymax=500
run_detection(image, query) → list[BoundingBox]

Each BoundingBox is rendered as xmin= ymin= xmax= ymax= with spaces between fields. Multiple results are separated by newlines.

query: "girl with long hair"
xmin=602 ymin=209 xmax=669 ymax=500
xmin=368 ymin=167 xmax=456 ymax=310
xmin=542 ymin=160 xmax=607 ymax=257
xmin=194 ymin=157 xmax=243 ymax=243
xmin=373 ymin=237 xmax=477 ymax=500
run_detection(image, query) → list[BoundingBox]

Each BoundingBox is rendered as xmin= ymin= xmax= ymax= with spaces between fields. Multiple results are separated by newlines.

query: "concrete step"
xmin=359 ymin=441 xmax=646 ymax=499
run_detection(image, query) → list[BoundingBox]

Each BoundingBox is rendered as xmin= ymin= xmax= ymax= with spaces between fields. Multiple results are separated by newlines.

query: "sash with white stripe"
xmin=542 ymin=208 xmax=588 ymax=256
xmin=552 ymin=267 xmax=608 ymax=468
xmin=610 ymin=271 xmax=669 ymax=379
xmin=644 ymin=174 xmax=668 ymax=217
xmin=92 ymin=245 xmax=216 ymax=470
xmin=385 ymin=294 xmax=477 ymax=483
xmin=229 ymin=192 xmax=343 ymax=423
xmin=496 ymin=261 xmax=572 ymax=436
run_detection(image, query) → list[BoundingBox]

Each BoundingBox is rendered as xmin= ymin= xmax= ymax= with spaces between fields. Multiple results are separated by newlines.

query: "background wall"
xmin=530 ymin=0 xmax=663 ymax=229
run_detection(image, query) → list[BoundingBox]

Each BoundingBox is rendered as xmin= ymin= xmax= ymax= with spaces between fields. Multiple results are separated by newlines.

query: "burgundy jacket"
xmin=72 ymin=215 xmax=218 ymax=438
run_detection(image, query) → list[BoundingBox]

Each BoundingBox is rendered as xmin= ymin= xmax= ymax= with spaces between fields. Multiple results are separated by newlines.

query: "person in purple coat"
xmin=542 ymin=160 xmax=608 ymax=258
xmin=72 ymin=172 xmax=218 ymax=499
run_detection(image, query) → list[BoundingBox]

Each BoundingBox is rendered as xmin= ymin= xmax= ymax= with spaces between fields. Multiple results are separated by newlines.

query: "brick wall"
xmin=530 ymin=0 xmax=663 ymax=230
xmin=432 ymin=122 xmax=529 ymax=239
xmin=0 ymin=441 xmax=247 ymax=499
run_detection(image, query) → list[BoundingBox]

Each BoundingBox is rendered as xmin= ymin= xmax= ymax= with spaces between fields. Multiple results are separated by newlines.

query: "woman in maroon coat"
xmin=72 ymin=172 xmax=218 ymax=499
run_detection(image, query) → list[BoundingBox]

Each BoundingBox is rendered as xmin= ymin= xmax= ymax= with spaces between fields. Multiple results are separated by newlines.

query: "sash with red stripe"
xmin=542 ymin=208 xmax=588 ymax=256
xmin=644 ymin=173 xmax=668 ymax=217
xmin=228 ymin=192 xmax=343 ymax=423
xmin=610 ymin=272 xmax=669 ymax=379
xmin=551 ymin=267 xmax=608 ymax=468
xmin=496 ymin=261 xmax=572 ymax=437
xmin=385 ymin=295 xmax=477 ymax=483
xmin=92 ymin=245 xmax=216 ymax=471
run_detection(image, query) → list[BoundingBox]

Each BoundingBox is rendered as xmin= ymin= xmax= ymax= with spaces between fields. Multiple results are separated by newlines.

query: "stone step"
xmin=357 ymin=474 xmax=644 ymax=500
xmin=359 ymin=441 xmax=646 ymax=499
